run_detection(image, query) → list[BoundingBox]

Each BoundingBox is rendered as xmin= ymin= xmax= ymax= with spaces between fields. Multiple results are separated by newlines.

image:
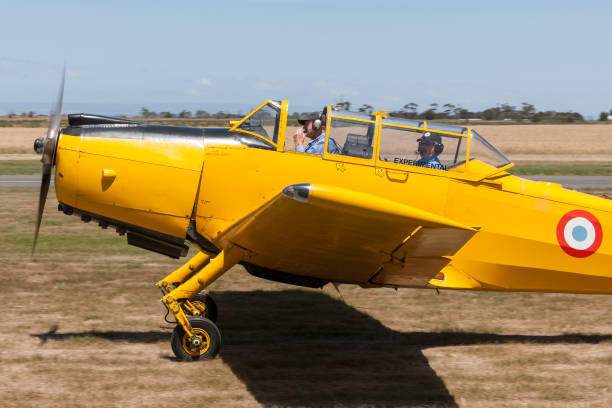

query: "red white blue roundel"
xmin=556 ymin=210 xmax=603 ymax=258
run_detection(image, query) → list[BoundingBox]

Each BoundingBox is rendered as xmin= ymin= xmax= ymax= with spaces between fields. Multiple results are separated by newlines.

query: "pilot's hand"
xmin=293 ymin=128 xmax=306 ymax=147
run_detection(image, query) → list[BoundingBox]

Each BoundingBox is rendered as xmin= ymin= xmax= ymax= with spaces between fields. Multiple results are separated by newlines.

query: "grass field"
xmin=510 ymin=163 xmax=612 ymax=175
xmin=1 ymin=187 xmax=610 ymax=407
xmin=0 ymin=160 xmax=41 ymax=175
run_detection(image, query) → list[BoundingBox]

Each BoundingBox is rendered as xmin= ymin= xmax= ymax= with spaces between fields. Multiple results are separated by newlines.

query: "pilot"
xmin=294 ymin=108 xmax=340 ymax=155
xmin=416 ymin=132 xmax=445 ymax=170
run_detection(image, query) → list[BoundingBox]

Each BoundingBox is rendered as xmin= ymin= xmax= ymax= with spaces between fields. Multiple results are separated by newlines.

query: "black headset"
xmin=312 ymin=107 xmax=327 ymax=130
xmin=420 ymin=132 xmax=444 ymax=155
xmin=434 ymin=139 xmax=444 ymax=155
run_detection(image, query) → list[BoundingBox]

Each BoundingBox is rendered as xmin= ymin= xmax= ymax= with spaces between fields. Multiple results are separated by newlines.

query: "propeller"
xmin=32 ymin=67 xmax=65 ymax=255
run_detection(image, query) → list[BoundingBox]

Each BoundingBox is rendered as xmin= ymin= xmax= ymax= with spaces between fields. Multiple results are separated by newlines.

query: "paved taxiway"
xmin=2 ymin=175 xmax=612 ymax=189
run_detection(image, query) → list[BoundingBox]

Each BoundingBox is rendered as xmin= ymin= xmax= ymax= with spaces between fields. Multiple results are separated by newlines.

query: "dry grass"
xmin=3 ymin=124 xmax=612 ymax=155
xmin=0 ymin=128 xmax=46 ymax=153
xmin=472 ymin=124 xmax=612 ymax=154
xmin=0 ymin=187 xmax=610 ymax=407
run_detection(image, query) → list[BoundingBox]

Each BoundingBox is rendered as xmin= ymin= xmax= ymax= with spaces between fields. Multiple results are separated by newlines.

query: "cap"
xmin=297 ymin=112 xmax=320 ymax=125
xmin=417 ymin=131 xmax=442 ymax=144
xmin=297 ymin=106 xmax=327 ymax=125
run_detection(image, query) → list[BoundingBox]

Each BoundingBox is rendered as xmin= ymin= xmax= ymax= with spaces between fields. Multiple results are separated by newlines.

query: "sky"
xmin=1 ymin=0 xmax=611 ymax=117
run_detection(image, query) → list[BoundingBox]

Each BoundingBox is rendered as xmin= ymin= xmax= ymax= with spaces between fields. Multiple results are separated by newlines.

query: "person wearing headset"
xmin=416 ymin=132 xmax=445 ymax=170
xmin=293 ymin=108 xmax=340 ymax=155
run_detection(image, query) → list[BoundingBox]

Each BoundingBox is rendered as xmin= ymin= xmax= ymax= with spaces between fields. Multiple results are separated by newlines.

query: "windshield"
xmin=469 ymin=130 xmax=511 ymax=168
xmin=232 ymin=102 xmax=281 ymax=144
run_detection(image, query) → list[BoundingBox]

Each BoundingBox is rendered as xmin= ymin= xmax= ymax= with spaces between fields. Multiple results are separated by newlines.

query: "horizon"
xmin=0 ymin=100 xmax=603 ymax=121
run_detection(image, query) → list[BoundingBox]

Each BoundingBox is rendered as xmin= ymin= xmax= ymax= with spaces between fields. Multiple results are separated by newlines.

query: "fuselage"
xmin=53 ymin=113 xmax=612 ymax=295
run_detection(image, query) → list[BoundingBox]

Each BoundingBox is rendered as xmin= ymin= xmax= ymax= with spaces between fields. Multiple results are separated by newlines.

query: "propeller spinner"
xmin=32 ymin=68 xmax=65 ymax=255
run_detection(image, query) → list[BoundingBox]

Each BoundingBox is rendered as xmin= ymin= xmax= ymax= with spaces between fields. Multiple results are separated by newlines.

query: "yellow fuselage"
xmin=54 ymin=127 xmax=612 ymax=295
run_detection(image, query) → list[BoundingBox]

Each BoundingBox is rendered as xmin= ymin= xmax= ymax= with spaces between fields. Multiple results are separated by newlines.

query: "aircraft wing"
xmin=215 ymin=183 xmax=477 ymax=287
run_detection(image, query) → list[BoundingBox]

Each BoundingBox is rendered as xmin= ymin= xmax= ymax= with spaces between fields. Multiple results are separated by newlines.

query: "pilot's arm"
xmin=294 ymin=128 xmax=306 ymax=152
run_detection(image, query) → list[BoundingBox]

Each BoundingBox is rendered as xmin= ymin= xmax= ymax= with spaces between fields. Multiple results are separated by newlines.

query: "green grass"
xmin=0 ymin=160 xmax=41 ymax=174
xmin=511 ymin=163 xmax=612 ymax=175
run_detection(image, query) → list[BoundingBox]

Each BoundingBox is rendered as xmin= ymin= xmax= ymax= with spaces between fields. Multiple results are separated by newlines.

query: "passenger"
xmin=294 ymin=108 xmax=340 ymax=155
xmin=416 ymin=132 xmax=445 ymax=170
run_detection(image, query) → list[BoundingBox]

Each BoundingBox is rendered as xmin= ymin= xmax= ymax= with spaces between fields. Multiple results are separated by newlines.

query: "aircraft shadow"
xmin=32 ymin=290 xmax=611 ymax=408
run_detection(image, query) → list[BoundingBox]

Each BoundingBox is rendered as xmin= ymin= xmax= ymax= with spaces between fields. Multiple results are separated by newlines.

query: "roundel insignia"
xmin=556 ymin=210 xmax=603 ymax=258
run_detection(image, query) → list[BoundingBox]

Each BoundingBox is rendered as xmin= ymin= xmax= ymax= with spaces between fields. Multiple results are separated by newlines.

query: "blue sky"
xmin=1 ymin=0 xmax=611 ymax=116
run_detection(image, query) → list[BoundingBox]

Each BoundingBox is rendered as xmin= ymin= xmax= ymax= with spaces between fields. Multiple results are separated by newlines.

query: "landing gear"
xmin=171 ymin=317 xmax=221 ymax=360
xmin=159 ymin=245 xmax=244 ymax=361
xmin=183 ymin=292 xmax=218 ymax=323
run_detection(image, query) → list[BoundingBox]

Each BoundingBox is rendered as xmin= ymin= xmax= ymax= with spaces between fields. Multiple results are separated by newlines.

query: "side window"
xmin=235 ymin=103 xmax=280 ymax=144
xmin=327 ymin=118 xmax=375 ymax=159
xmin=379 ymin=125 xmax=467 ymax=171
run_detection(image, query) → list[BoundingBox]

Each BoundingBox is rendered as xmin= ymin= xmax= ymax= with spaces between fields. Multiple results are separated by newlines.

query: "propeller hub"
xmin=34 ymin=138 xmax=44 ymax=154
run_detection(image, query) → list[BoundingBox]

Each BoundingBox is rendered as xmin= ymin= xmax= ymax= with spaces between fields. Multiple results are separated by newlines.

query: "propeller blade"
xmin=32 ymin=67 xmax=65 ymax=256
xmin=42 ymin=66 xmax=65 ymax=166
xmin=32 ymin=165 xmax=52 ymax=255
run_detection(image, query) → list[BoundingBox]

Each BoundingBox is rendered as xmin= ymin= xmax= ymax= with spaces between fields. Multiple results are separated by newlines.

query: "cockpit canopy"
xmin=378 ymin=114 xmax=511 ymax=170
xmin=229 ymin=101 xmax=512 ymax=176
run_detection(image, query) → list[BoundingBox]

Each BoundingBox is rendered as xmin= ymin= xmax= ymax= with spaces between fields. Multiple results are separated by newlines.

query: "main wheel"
xmin=186 ymin=292 xmax=218 ymax=323
xmin=171 ymin=317 xmax=221 ymax=361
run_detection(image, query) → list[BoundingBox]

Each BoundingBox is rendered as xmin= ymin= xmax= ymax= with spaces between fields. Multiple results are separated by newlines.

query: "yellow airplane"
xmin=33 ymin=77 xmax=611 ymax=361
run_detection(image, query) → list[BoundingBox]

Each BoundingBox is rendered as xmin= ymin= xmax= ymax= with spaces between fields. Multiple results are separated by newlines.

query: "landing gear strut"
xmin=157 ymin=244 xmax=243 ymax=360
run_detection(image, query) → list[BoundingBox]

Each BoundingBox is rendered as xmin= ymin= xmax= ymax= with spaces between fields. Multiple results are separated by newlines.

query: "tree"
xmin=358 ymin=104 xmax=374 ymax=113
xmin=599 ymin=112 xmax=609 ymax=121
xmin=520 ymin=103 xmax=535 ymax=120
xmin=178 ymin=110 xmax=192 ymax=118
xmin=140 ymin=107 xmax=158 ymax=118
xmin=337 ymin=101 xmax=351 ymax=111
xmin=420 ymin=109 xmax=436 ymax=120
xmin=500 ymin=103 xmax=517 ymax=119
xmin=195 ymin=110 xmax=209 ymax=118
xmin=160 ymin=111 xmax=174 ymax=118
xmin=442 ymin=103 xmax=455 ymax=118
xmin=402 ymin=103 xmax=418 ymax=118
xmin=457 ymin=108 xmax=472 ymax=119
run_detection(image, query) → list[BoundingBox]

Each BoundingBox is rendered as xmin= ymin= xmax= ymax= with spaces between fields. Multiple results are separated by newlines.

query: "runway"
xmin=0 ymin=174 xmax=53 ymax=187
xmin=2 ymin=174 xmax=612 ymax=189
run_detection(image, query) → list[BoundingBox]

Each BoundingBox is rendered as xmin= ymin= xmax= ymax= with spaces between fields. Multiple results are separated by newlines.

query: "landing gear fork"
xmin=159 ymin=244 xmax=244 ymax=360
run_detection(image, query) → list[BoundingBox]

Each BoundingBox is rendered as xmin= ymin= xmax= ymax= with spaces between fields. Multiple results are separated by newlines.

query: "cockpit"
xmin=228 ymin=100 xmax=512 ymax=179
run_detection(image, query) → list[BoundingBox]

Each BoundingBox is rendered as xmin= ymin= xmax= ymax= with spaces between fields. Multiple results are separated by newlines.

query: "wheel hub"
xmin=190 ymin=336 xmax=202 ymax=347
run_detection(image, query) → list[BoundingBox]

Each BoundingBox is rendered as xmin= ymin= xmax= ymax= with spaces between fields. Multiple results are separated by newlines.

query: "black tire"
xmin=170 ymin=317 xmax=221 ymax=361
xmin=186 ymin=292 xmax=218 ymax=323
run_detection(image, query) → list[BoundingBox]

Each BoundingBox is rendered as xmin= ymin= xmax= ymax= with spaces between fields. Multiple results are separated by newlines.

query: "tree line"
xmin=138 ymin=104 xmax=612 ymax=123
xmin=140 ymin=107 xmax=236 ymax=119
xmin=332 ymin=102 xmax=589 ymax=123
